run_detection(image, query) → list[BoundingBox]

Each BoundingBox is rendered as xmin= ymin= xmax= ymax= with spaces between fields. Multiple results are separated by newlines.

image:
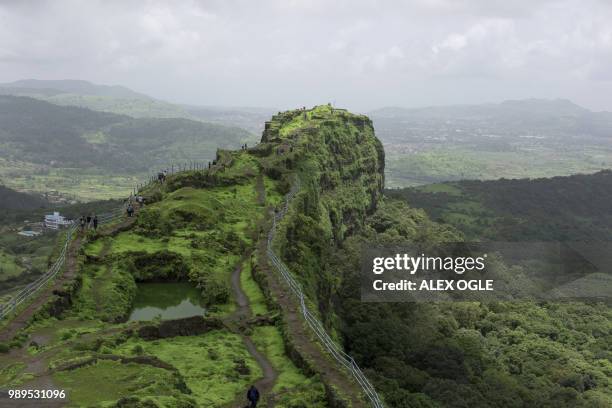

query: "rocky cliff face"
xmin=263 ymin=105 xmax=385 ymax=322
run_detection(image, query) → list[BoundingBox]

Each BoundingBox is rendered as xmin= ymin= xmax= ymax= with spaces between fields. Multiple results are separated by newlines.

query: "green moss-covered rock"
xmin=264 ymin=105 xmax=385 ymax=324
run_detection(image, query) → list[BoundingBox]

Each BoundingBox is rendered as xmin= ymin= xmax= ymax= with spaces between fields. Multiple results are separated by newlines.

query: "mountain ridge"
xmin=0 ymin=79 xmax=152 ymax=100
xmin=370 ymin=98 xmax=601 ymax=117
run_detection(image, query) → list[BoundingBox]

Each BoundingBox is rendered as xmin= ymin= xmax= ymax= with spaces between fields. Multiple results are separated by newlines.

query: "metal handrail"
xmin=0 ymin=207 xmax=126 ymax=321
xmin=1 ymin=165 xmax=385 ymax=408
xmin=266 ymin=177 xmax=385 ymax=408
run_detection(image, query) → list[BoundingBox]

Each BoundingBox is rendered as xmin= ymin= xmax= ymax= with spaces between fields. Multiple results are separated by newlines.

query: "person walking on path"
xmin=79 ymin=216 xmax=86 ymax=232
xmin=93 ymin=215 xmax=98 ymax=231
xmin=127 ymin=204 xmax=134 ymax=217
xmin=246 ymin=385 xmax=260 ymax=408
xmin=86 ymin=214 xmax=92 ymax=228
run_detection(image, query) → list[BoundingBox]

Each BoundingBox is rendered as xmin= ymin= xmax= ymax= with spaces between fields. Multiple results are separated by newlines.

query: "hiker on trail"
xmin=127 ymin=204 xmax=134 ymax=217
xmin=86 ymin=214 xmax=92 ymax=228
xmin=93 ymin=215 xmax=98 ymax=231
xmin=158 ymin=172 xmax=164 ymax=183
xmin=79 ymin=216 xmax=86 ymax=232
xmin=246 ymin=385 xmax=260 ymax=408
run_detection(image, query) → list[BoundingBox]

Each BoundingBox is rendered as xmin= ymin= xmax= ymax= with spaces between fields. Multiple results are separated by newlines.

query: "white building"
xmin=44 ymin=212 xmax=72 ymax=229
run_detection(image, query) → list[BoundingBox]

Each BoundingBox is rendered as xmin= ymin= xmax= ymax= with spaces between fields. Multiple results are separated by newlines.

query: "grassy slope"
xmin=0 ymin=108 xmax=354 ymax=405
xmin=0 ymin=230 xmax=60 ymax=302
xmin=0 ymin=250 xmax=24 ymax=281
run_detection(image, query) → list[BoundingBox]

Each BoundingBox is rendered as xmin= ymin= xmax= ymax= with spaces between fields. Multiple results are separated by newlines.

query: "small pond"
xmin=128 ymin=282 xmax=206 ymax=322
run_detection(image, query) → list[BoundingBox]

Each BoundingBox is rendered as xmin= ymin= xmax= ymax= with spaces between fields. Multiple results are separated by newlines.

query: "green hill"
xmin=0 ymin=185 xmax=49 ymax=210
xmin=0 ymin=79 xmax=272 ymax=128
xmin=0 ymin=79 xmax=151 ymax=99
xmin=0 ymin=95 xmax=253 ymax=200
xmin=386 ymin=170 xmax=612 ymax=241
xmin=0 ymin=105 xmax=378 ymax=407
xmin=0 ymin=106 xmax=610 ymax=407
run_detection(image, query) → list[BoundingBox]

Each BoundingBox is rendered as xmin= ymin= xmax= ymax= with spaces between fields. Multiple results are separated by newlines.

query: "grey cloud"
xmin=0 ymin=0 xmax=610 ymax=111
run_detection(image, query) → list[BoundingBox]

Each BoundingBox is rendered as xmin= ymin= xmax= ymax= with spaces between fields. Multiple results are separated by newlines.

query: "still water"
xmin=128 ymin=282 xmax=206 ymax=322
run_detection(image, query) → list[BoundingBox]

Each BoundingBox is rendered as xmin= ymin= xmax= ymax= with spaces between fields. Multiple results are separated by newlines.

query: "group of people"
xmin=126 ymin=195 xmax=145 ymax=217
xmin=79 ymin=214 xmax=98 ymax=232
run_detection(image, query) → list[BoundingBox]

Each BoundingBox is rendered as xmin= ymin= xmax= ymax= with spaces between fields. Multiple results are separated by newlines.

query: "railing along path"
xmin=0 ymin=207 xmax=125 ymax=320
xmin=266 ymin=178 xmax=384 ymax=408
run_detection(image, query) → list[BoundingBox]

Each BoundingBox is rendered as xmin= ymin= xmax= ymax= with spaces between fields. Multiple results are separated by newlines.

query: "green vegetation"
xmin=2 ymin=104 xmax=610 ymax=407
xmin=241 ymin=263 xmax=268 ymax=316
xmin=252 ymin=105 xmax=612 ymax=407
xmin=0 ymin=79 xmax=271 ymax=135
xmin=251 ymin=326 xmax=327 ymax=407
xmin=373 ymin=99 xmax=612 ymax=188
xmin=113 ymin=332 xmax=261 ymax=406
xmin=0 ymin=185 xmax=48 ymax=210
xmin=0 ymin=250 xmax=25 ymax=281
xmin=0 ymin=108 xmax=343 ymax=406
xmin=268 ymin=105 xmax=385 ymax=320
xmin=0 ymin=161 xmax=140 ymax=201
xmin=385 ymin=147 xmax=612 ymax=188
xmin=316 ymin=197 xmax=612 ymax=407
xmin=0 ymin=94 xmax=253 ymax=201
xmin=53 ymin=359 xmax=185 ymax=407
xmin=72 ymin=179 xmax=266 ymax=322
xmin=0 ymin=229 xmax=60 ymax=302
xmin=45 ymin=94 xmax=191 ymax=119
xmin=387 ymin=170 xmax=612 ymax=240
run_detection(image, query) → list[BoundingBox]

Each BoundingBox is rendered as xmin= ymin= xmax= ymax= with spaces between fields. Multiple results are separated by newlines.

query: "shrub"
xmin=132 ymin=344 xmax=144 ymax=355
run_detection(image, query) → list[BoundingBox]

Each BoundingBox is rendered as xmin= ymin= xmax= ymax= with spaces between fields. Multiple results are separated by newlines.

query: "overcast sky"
xmin=1 ymin=0 xmax=611 ymax=111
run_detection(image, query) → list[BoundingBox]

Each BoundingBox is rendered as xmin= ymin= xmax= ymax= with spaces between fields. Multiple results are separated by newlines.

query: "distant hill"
xmin=371 ymin=99 xmax=612 ymax=188
xmin=0 ymin=185 xmax=48 ymax=210
xmin=372 ymin=98 xmax=588 ymax=118
xmin=0 ymin=79 xmax=151 ymax=99
xmin=0 ymin=79 xmax=191 ymax=119
xmin=371 ymin=98 xmax=612 ymax=139
xmin=0 ymin=79 xmax=272 ymax=130
xmin=0 ymin=95 xmax=252 ymax=173
xmin=386 ymin=170 xmax=612 ymax=241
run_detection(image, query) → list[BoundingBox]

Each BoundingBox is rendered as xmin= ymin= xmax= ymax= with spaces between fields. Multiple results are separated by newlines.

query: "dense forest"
xmin=385 ymin=170 xmax=612 ymax=241
xmin=321 ymin=198 xmax=611 ymax=407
